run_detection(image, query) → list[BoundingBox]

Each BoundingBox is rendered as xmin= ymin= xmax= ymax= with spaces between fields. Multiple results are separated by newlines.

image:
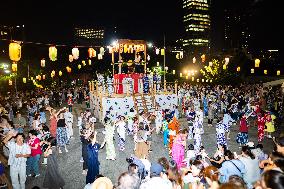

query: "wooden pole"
xmin=164 ymin=80 xmax=166 ymax=94
xmin=175 ymin=81 xmax=178 ymax=94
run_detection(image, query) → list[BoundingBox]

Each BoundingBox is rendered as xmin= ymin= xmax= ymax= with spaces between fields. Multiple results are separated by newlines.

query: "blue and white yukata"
xmin=116 ymin=120 xmax=126 ymax=151
xmin=222 ymin=113 xmax=234 ymax=133
xmin=216 ymin=122 xmax=227 ymax=147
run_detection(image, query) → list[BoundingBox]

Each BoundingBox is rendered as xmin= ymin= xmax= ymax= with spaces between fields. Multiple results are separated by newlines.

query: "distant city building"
xmin=182 ymin=0 xmax=211 ymax=55
xmin=74 ymin=27 xmax=105 ymax=46
xmin=224 ymin=0 xmax=253 ymax=52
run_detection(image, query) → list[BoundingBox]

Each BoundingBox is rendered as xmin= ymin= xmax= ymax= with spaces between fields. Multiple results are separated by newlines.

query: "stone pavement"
xmin=25 ymin=104 xmax=275 ymax=189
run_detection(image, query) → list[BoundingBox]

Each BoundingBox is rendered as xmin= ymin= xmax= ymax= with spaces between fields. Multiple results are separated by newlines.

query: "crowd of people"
xmin=0 ymin=82 xmax=284 ymax=189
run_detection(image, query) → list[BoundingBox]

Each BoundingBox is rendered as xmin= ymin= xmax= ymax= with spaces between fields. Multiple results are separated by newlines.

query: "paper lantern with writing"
xmin=88 ymin=48 xmax=96 ymax=58
xmin=173 ymin=70 xmax=175 ymax=74
xmin=251 ymin=69 xmax=254 ymax=74
xmin=9 ymin=42 xmax=21 ymax=62
xmin=69 ymin=55 xmax=73 ymax=62
xmin=23 ymin=78 xmax=26 ymax=83
xmin=72 ymin=47 xmax=79 ymax=60
xmin=100 ymin=47 xmax=104 ymax=56
xmin=59 ymin=71 xmax=62 ymax=76
xmin=41 ymin=59 xmax=45 ymax=67
xmin=264 ymin=70 xmax=267 ymax=75
xmin=12 ymin=63 xmax=17 ymax=72
xmin=161 ymin=49 xmax=165 ymax=56
xmin=277 ymin=70 xmax=281 ymax=76
xmin=49 ymin=46 xmax=57 ymax=61
xmin=255 ymin=59 xmax=260 ymax=68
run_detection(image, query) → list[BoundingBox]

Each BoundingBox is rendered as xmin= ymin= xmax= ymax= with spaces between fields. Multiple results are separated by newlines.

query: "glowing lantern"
xmin=49 ymin=46 xmax=57 ymax=61
xmin=197 ymin=79 xmax=199 ymax=82
xmin=225 ymin=57 xmax=229 ymax=64
xmin=88 ymin=48 xmax=96 ymax=58
xmin=209 ymin=62 xmax=213 ymax=67
xmin=206 ymin=79 xmax=208 ymax=83
xmin=78 ymin=64 xmax=81 ymax=69
xmin=210 ymin=80 xmax=212 ymax=83
xmin=180 ymin=73 xmax=183 ymax=77
xmin=264 ymin=70 xmax=267 ymax=75
xmin=31 ymin=77 xmax=33 ymax=80
xmin=251 ymin=69 xmax=254 ymax=74
xmin=23 ymin=78 xmax=26 ymax=83
xmin=161 ymin=49 xmax=165 ymax=56
xmin=43 ymin=75 xmax=46 ymax=80
xmin=41 ymin=59 xmax=45 ymax=67
xmin=66 ymin=66 xmax=71 ymax=73
xmin=156 ymin=48 xmax=160 ymax=55
xmin=9 ymin=42 xmax=21 ymax=62
xmin=100 ymin=47 xmax=104 ymax=55
xmin=36 ymin=76 xmax=39 ymax=80
xmin=88 ymin=59 xmax=91 ymax=65
xmin=202 ymin=79 xmax=204 ymax=82
xmin=72 ymin=47 xmax=79 ymax=60
xmin=82 ymin=60 xmax=86 ymax=66
xmin=69 ymin=55 xmax=73 ymax=62
xmin=237 ymin=67 xmax=240 ymax=72
xmin=157 ymin=62 xmax=159 ymax=67
xmin=52 ymin=70 xmax=55 ymax=76
xmin=223 ymin=65 xmax=227 ymax=70
xmin=38 ymin=75 xmax=41 ymax=81
xmin=59 ymin=71 xmax=62 ymax=76
xmin=98 ymin=54 xmax=103 ymax=60
xmin=277 ymin=70 xmax=281 ymax=76
xmin=255 ymin=59 xmax=260 ymax=68
xmin=8 ymin=80 xmax=12 ymax=85
xmin=173 ymin=70 xmax=175 ymax=74
xmin=186 ymin=76 xmax=188 ymax=80
xmin=201 ymin=54 xmax=206 ymax=63
xmin=192 ymin=77 xmax=194 ymax=81
xmin=51 ymin=73 xmax=54 ymax=78
xmin=193 ymin=57 xmax=196 ymax=64
xmin=12 ymin=63 xmax=17 ymax=72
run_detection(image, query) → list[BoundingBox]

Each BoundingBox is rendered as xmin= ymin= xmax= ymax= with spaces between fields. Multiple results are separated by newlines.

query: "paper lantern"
xmin=100 ymin=47 xmax=104 ymax=56
xmin=225 ymin=57 xmax=229 ymax=64
xmin=88 ymin=59 xmax=92 ymax=65
xmin=8 ymin=80 xmax=12 ymax=85
xmin=165 ymin=66 xmax=168 ymax=71
xmin=82 ymin=60 xmax=86 ymax=66
xmin=66 ymin=66 xmax=71 ymax=73
xmin=255 ymin=59 xmax=260 ymax=67
xmin=43 ymin=75 xmax=46 ymax=80
xmin=40 ymin=59 xmax=45 ymax=67
xmin=186 ymin=76 xmax=188 ymax=79
xmin=193 ymin=57 xmax=196 ymax=64
xmin=88 ymin=48 xmax=96 ymax=58
xmin=161 ymin=49 xmax=165 ymax=56
xmin=180 ymin=73 xmax=183 ymax=77
xmin=52 ymin=70 xmax=55 ymax=76
xmin=9 ymin=42 xmax=21 ymax=62
xmin=23 ymin=78 xmax=26 ymax=83
xmin=12 ymin=63 xmax=17 ymax=72
xmin=206 ymin=79 xmax=208 ymax=83
xmin=237 ymin=67 xmax=240 ymax=72
xmin=69 ymin=55 xmax=73 ymax=62
xmin=157 ymin=62 xmax=159 ymax=67
xmin=209 ymin=62 xmax=213 ymax=67
xmin=223 ymin=65 xmax=227 ymax=70
xmin=51 ymin=73 xmax=54 ymax=78
xmin=72 ymin=47 xmax=79 ymax=60
xmin=78 ymin=64 xmax=81 ymax=69
xmin=98 ymin=54 xmax=103 ymax=60
xmin=201 ymin=54 xmax=206 ymax=63
xmin=36 ymin=75 xmax=39 ymax=80
xmin=49 ymin=46 xmax=57 ymax=61
xmin=251 ymin=69 xmax=254 ymax=73
xmin=31 ymin=77 xmax=33 ymax=80
xmin=192 ymin=77 xmax=194 ymax=81
xmin=38 ymin=75 xmax=41 ymax=81
xmin=277 ymin=70 xmax=281 ymax=76
xmin=264 ymin=70 xmax=267 ymax=75
xmin=173 ymin=70 xmax=175 ymax=74
xmin=197 ymin=79 xmax=199 ymax=82
xmin=59 ymin=71 xmax=62 ymax=76
xmin=210 ymin=80 xmax=212 ymax=83
xmin=202 ymin=79 xmax=204 ymax=82
xmin=156 ymin=48 xmax=160 ymax=55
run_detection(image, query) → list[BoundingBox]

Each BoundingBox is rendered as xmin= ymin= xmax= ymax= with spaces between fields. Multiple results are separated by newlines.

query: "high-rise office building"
xmin=182 ymin=0 xmax=211 ymax=55
xmin=74 ymin=27 xmax=104 ymax=46
xmin=224 ymin=0 xmax=253 ymax=52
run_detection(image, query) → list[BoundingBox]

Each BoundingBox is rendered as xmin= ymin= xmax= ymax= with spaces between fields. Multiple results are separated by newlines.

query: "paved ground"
xmin=25 ymin=103 xmax=275 ymax=189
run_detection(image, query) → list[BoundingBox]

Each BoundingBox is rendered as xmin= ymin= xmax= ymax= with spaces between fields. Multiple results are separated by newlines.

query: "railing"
xmin=89 ymin=81 xmax=178 ymax=98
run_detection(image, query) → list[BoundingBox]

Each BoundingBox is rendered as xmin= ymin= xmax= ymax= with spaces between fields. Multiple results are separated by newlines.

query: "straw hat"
xmin=91 ymin=177 xmax=113 ymax=189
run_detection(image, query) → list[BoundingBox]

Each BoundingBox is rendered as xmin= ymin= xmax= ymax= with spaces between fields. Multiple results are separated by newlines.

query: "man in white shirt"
xmin=3 ymin=131 xmax=31 ymax=189
xmin=64 ymin=109 xmax=74 ymax=139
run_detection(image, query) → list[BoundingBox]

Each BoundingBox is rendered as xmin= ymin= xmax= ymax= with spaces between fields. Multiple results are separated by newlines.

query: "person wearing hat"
xmin=84 ymin=176 xmax=113 ymax=189
xmin=139 ymin=163 xmax=171 ymax=189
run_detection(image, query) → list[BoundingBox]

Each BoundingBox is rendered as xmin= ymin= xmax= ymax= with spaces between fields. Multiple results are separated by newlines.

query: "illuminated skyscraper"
xmin=182 ymin=0 xmax=211 ymax=55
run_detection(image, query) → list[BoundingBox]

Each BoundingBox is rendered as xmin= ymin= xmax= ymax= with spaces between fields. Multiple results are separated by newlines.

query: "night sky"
xmin=0 ymin=0 xmax=282 ymax=52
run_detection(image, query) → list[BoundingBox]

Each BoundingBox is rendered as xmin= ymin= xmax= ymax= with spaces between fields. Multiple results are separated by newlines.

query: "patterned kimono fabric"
xmin=257 ymin=115 xmax=265 ymax=143
xmin=171 ymin=135 xmax=185 ymax=170
xmin=236 ymin=117 xmax=249 ymax=145
xmin=168 ymin=117 xmax=180 ymax=150
xmin=162 ymin=120 xmax=169 ymax=147
xmin=203 ymin=96 xmax=208 ymax=116
xmin=216 ymin=122 xmax=227 ymax=147
xmin=105 ymin=123 xmax=116 ymax=160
